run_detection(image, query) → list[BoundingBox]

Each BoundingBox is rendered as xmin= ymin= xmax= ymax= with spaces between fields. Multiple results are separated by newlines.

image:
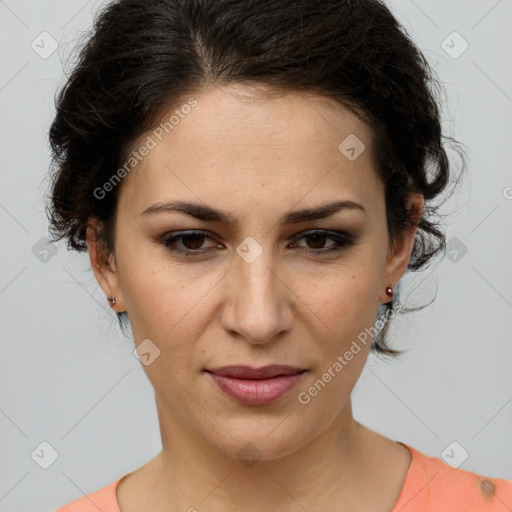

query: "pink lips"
xmin=205 ymin=365 xmax=307 ymax=406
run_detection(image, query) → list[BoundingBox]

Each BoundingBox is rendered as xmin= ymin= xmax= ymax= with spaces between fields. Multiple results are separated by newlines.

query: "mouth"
xmin=204 ymin=365 xmax=307 ymax=406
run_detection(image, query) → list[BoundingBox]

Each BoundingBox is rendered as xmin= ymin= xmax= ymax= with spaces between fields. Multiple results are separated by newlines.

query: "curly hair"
xmin=47 ymin=0 xmax=464 ymax=357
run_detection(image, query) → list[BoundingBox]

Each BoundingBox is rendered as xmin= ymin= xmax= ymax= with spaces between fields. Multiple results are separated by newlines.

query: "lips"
xmin=204 ymin=365 xmax=307 ymax=406
xmin=206 ymin=365 xmax=306 ymax=379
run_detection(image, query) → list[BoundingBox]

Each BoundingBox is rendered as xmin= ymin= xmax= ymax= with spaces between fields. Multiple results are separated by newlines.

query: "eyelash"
xmin=158 ymin=230 xmax=356 ymax=257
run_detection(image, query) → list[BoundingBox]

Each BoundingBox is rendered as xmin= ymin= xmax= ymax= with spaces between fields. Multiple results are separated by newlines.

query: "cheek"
xmin=288 ymin=260 xmax=382 ymax=383
xmin=291 ymin=272 xmax=378 ymax=411
xmin=121 ymin=266 xmax=205 ymax=340
xmin=115 ymin=224 xmax=199 ymax=327
xmin=296 ymin=263 xmax=381 ymax=328
xmin=117 ymin=248 xmax=222 ymax=374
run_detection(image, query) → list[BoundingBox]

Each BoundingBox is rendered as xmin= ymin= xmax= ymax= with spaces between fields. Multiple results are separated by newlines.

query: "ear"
xmin=86 ymin=218 xmax=126 ymax=312
xmin=380 ymin=192 xmax=424 ymax=303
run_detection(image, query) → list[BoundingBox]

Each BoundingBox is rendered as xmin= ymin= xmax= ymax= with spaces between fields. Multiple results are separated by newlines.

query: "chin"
xmin=207 ymin=421 xmax=314 ymax=464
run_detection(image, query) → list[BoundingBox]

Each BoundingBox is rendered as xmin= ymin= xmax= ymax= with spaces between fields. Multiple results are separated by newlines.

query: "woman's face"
xmin=88 ymin=85 xmax=419 ymax=461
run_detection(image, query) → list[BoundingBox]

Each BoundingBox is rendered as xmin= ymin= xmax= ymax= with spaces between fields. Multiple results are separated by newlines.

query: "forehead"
xmin=117 ymin=85 xmax=381 ymax=214
xmin=156 ymin=84 xmax=372 ymax=158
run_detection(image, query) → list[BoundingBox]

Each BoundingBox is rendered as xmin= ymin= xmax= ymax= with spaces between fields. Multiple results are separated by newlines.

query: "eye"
xmin=160 ymin=231 xmax=221 ymax=256
xmin=158 ymin=229 xmax=356 ymax=257
xmin=289 ymin=230 xmax=356 ymax=254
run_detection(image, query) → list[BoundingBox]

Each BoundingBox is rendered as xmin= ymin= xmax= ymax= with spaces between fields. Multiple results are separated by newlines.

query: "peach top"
xmin=53 ymin=442 xmax=512 ymax=511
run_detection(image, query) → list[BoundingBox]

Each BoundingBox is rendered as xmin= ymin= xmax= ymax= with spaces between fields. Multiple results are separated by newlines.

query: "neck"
xmin=152 ymin=393 xmax=366 ymax=512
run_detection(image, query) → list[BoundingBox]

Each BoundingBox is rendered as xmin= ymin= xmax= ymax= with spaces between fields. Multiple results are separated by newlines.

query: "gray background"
xmin=0 ymin=1 xmax=511 ymax=511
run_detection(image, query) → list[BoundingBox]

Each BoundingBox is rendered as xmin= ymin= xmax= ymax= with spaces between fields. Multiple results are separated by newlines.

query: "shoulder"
xmin=395 ymin=443 xmax=512 ymax=512
xmin=51 ymin=477 xmax=122 ymax=512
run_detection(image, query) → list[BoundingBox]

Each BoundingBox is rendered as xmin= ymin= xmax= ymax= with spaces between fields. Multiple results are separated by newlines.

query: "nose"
xmin=221 ymin=245 xmax=294 ymax=344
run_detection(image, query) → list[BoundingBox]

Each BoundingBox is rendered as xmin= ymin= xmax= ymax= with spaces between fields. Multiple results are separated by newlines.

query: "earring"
xmin=108 ymin=297 xmax=116 ymax=307
xmin=385 ymin=286 xmax=394 ymax=299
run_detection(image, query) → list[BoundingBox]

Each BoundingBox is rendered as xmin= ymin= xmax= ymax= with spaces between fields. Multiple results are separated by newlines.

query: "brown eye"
xmin=160 ymin=231 xmax=221 ymax=256
xmin=290 ymin=230 xmax=356 ymax=254
xmin=177 ymin=233 xmax=208 ymax=250
xmin=303 ymin=232 xmax=330 ymax=250
xmin=159 ymin=229 xmax=356 ymax=258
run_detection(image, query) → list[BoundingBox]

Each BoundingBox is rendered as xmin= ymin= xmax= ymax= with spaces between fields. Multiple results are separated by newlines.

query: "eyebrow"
xmin=140 ymin=199 xmax=366 ymax=226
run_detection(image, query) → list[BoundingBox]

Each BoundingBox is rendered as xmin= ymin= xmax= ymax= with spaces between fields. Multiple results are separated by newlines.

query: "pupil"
xmin=308 ymin=233 xmax=325 ymax=249
xmin=184 ymin=234 xmax=204 ymax=249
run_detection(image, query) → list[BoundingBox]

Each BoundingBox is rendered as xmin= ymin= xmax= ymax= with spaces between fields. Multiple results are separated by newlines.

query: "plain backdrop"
xmin=0 ymin=1 xmax=511 ymax=511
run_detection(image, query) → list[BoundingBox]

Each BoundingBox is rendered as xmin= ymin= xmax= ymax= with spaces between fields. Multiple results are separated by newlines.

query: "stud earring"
xmin=108 ymin=297 xmax=116 ymax=307
xmin=385 ymin=286 xmax=393 ymax=298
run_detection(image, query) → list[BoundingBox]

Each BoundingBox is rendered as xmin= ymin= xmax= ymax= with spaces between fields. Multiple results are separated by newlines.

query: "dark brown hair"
xmin=47 ymin=0 xmax=464 ymax=357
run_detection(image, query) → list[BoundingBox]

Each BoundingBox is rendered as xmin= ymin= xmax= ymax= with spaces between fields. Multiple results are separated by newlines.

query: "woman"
xmin=49 ymin=0 xmax=512 ymax=510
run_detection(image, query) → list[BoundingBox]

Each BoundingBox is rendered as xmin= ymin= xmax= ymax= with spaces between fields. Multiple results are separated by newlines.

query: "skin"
xmin=87 ymin=84 xmax=424 ymax=512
